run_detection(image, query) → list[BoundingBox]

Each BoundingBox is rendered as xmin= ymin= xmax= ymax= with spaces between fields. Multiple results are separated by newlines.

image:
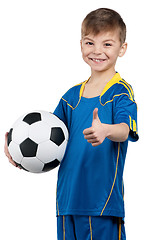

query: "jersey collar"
xmin=79 ymin=72 xmax=122 ymax=98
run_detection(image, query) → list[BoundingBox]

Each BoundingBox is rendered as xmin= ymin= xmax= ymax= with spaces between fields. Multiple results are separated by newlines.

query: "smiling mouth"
xmin=90 ymin=58 xmax=106 ymax=63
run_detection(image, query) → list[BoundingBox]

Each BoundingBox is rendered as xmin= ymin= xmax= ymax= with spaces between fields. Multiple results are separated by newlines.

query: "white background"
xmin=0 ymin=0 xmax=158 ymax=239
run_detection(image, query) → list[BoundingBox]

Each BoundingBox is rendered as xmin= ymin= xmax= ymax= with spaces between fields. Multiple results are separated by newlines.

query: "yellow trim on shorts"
xmin=63 ymin=216 xmax=65 ymax=240
xmin=89 ymin=216 xmax=93 ymax=240
xmin=118 ymin=218 xmax=121 ymax=240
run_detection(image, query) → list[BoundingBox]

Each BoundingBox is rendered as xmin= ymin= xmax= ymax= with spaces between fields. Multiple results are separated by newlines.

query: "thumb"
xmin=92 ymin=108 xmax=100 ymax=122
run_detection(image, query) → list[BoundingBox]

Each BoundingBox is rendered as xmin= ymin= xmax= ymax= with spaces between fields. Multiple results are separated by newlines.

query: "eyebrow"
xmin=104 ymin=39 xmax=115 ymax=42
xmin=83 ymin=37 xmax=115 ymax=43
xmin=83 ymin=37 xmax=94 ymax=41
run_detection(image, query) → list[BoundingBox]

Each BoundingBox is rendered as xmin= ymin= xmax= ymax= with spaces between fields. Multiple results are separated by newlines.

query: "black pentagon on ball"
xmin=23 ymin=112 xmax=41 ymax=125
xmin=7 ymin=128 xmax=13 ymax=146
xmin=20 ymin=138 xmax=38 ymax=157
xmin=50 ymin=127 xmax=65 ymax=146
xmin=43 ymin=159 xmax=60 ymax=172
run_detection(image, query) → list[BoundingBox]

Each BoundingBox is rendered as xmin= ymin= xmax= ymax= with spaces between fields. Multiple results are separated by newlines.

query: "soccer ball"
xmin=7 ymin=111 xmax=68 ymax=173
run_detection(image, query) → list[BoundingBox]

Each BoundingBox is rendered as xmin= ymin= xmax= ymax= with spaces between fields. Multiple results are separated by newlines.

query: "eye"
xmin=86 ymin=42 xmax=94 ymax=46
xmin=104 ymin=43 xmax=111 ymax=47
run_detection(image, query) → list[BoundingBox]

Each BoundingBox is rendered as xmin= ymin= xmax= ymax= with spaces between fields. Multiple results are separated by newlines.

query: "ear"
xmin=80 ymin=39 xmax=83 ymax=51
xmin=119 ymin=42 xmax=127 ymax=57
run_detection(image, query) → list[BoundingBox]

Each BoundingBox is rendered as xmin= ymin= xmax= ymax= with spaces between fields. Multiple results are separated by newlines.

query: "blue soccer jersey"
xmin=54 ymin=72 xmax=138 ymax=218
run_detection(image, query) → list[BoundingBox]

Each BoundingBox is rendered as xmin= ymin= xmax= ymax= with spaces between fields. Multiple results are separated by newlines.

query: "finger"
xmin=5 ymin=132 xmax=8 ymax=140
xmin=84 ymin=134 xmax=96 ymax=140
xmin=83 ymin=127 xmax=94 ymax=135
xmin=4 ymin=145 xmax=11 ymax=158
xmin=17 ymin=165 xmax=22 ymax=169
xmin=4 ymin=133 xmax=12 ymax=158
xmin=87 ymin=139 xmax=98 ymax=144
xmin=93 ymin=108 xmax=99 ymax=121
xmin=4 ymin=132 xmax=9 ymax=149
xmin=91 ymin=142 xmax=100 ymax=147
xmin=6 ymin=152 xmax=12 ymax=159
xmin=9 ymin=158 xmax=17 ymax=167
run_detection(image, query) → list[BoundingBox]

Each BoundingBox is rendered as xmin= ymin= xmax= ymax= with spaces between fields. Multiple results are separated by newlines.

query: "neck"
xmin=90 ymin=68 xmax=116 ymax=84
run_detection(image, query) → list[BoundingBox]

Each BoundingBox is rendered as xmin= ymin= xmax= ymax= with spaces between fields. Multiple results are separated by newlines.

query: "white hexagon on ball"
xmin=12 ymin=121 xmax=29 ymax=144
xmin=29 ymin=121 xmax=51 ymax=144
xmin=37 ymin=140 xmax=58 ymax=163
xmin=8 ymin=141 xmax=23 ymax=164
xmin=22 ymin=157 xmax=44 ymax=173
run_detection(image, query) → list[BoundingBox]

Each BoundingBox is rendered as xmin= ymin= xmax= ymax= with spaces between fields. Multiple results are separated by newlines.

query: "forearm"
xmin=103 ymin=123 xmax=129 ymax=142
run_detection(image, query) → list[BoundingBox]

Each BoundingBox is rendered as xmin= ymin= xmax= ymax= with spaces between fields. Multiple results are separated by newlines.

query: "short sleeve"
xmin=113 ymin=93 xmax=139 ymax=142
xmin=53 ymin=98 xmax=68 ymax=128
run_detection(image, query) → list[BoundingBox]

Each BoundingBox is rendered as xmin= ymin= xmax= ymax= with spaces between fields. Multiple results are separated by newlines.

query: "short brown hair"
xmin=81 ymin=8 xmax=126 ymax=45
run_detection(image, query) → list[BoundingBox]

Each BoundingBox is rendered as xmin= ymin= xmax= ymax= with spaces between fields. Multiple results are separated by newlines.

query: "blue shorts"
xmin=57 ymin=215 xmax=126 ymax=240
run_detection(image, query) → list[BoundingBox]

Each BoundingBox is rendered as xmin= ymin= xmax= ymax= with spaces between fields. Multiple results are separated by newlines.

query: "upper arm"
xmin=113 ymin=91 xmax=139 ymax=142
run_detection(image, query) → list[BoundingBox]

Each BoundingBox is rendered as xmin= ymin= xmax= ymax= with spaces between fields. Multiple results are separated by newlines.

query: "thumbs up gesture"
xmin=83 ymin=108 xmax=107 ymax=147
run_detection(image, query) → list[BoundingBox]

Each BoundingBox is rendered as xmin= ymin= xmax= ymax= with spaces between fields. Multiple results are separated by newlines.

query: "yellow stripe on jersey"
xmin=120 ymin=79 xmax=134 ymax=98
xmin=79 ymin=79 xmax=89 ymax=98
xmin=129 ymin=116 xmax=132 ymax=130
xmin=129 ymin=116 xmax=138 ymax=133
xmin=100 ymin=93 xmax=131 ymax=106
xmin=118 ymin=81 xmax=133 ymax=101
xmin=100 ymin=72 xmax=121 ymax=96
xmin=100 ymin=143 xmax=120 ymax=216
xmin=133 ymin=119 xmax=137 ymax=132
xmin=61 ymin=98 xmax=74 ymax=110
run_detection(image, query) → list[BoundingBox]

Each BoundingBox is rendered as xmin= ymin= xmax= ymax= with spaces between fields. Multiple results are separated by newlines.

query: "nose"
xmin=93 ymin=44 xmax=102 ymax=55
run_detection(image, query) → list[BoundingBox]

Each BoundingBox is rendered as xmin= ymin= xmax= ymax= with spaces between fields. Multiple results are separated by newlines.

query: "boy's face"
xmin=81 ymin=30 xmax=127 ymax=74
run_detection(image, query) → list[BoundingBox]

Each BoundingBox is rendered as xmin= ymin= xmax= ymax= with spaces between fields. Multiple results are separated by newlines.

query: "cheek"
xmin=82 ymin=48 xmax=90 ymax=57
xmin=81 ymin=49 xmax=90 ymax=61
xmin=81 ymin=52 xmax=89 ymax=64
xmin=107 ymin=49 xmax=119 ymax=61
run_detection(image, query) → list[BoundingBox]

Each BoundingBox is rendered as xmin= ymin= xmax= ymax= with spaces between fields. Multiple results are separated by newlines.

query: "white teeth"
xmin=94 ymin=59 xmax=100 ymax=62
xmin=92 ymin=58 xmax=104 ymax=62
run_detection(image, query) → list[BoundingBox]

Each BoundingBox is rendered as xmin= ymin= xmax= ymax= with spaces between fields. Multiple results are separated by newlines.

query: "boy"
xmin=5 ymin=8 xmax=138 ymax=240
